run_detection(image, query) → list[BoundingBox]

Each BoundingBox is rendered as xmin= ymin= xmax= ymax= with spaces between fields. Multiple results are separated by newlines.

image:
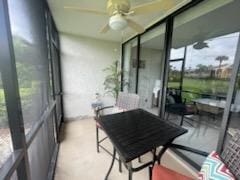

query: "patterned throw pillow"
xmin=198 ymin=151 xmax=236 ymax=180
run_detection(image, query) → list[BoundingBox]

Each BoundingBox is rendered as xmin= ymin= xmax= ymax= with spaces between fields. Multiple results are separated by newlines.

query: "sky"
xmin=170 ymin=33 xmax=240 ymax=71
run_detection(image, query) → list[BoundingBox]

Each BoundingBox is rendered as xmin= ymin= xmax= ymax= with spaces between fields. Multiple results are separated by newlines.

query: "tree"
xmin=196 ymin=64 xmax=208 ymax=77
xmin=215 ymin=56 xmax=229 ymax=69
xmin=196 ymin=64 xmax=208 ymax=72
xmin=215 ymin=56 xmax=229 ymax=78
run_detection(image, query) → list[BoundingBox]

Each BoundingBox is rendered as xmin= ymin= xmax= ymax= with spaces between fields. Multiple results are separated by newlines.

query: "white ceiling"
xmin=47 ymin=0 xmax=191 ymax=42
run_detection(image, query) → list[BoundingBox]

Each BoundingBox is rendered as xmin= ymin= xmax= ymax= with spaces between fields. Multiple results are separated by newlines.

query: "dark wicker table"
xmin=98 ymin=109 xmax=188 ymax=180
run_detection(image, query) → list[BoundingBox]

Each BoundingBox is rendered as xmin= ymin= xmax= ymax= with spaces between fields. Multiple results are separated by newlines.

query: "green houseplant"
xmin=103 ymin=61 xmax=122 ymax=99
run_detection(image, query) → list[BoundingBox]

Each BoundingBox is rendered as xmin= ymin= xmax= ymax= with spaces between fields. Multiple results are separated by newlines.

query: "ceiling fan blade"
xmin=64 ymin=6 xmax=108 ymax=16
xmin=126 ymin=19 xmax=145 ymax=33
xmin=130 ymin=0 xmax=175 ymax=15
xmin=100 ymin=23 xmax=110 ymax=33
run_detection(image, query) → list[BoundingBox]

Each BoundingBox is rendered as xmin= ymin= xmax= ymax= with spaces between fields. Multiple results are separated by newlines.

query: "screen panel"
xmin=8 ymin=0 xmax=50 ymax=135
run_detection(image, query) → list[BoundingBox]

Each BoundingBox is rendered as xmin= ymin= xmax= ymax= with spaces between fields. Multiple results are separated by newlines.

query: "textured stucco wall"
xmin=60 ymin=33 xmax=120 ymax=120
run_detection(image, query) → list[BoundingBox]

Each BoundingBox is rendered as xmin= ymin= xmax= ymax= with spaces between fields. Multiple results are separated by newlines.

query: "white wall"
xmin=60 ymin=33 xmax=120 ymax=120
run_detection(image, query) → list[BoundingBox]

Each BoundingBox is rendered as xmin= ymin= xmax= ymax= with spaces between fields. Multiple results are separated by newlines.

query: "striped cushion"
xmin=198 ymin=151 xmax=236 ymax=180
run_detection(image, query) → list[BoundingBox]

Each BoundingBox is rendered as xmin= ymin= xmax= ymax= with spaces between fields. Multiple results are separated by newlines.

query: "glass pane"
xmin=0 ymin=73 xmax=13 ymax=168
xmin=224 ymin=61 xmax=240 ymax=145
xmin=165 ymin=0 xmax=240 ymax=165
xmin=138 ymin=24 xmax=166 ymax=115
xmin=170 ymin=47 xmax=185 ymax=60
xmin=8 ymin=0 xmax=50 ymax=135
xmin=123 ymin=38 xmax=138 ymax=93
xmin=168 ymin=60 xmax=183 ymax=89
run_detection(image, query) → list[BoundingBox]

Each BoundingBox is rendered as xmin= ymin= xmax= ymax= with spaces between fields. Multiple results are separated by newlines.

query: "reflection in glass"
xmin=138 ymin=24 xmax=166 ymax=115
xmin=123 ymin=38 xmax=138 ymax=93
xmin=0 ymin=74 xmax=13 ymax=168
xmin=165 ymin=0 xmax=240 ymax=165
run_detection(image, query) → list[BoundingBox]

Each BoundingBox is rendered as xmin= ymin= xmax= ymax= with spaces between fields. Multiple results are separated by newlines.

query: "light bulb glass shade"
xmin=109 ymin=14 xmax=128 ymax=31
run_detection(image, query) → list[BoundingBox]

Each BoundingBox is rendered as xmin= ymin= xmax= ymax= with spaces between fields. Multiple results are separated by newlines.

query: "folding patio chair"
xmin=94 ymin=92 xmax=140 ymax=172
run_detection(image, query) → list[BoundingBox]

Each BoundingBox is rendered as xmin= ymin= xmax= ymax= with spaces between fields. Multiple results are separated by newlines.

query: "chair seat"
xmin=152 ymin=165 xmax=194 ymax=180
xmin=102 ymin=106 xmax=126 ymax=115
xmin=166 ymin=104 xmax=195 ymax=115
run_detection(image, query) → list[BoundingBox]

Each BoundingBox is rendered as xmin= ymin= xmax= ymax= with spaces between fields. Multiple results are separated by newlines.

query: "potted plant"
xmin=103 ymin=60 xmax=123 ymax=99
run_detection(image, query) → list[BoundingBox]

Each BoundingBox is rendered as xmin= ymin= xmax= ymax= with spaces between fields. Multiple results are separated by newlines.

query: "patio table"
xmin=97 ymin=109 xmax=187 ymax=180
xmin=193 ymin=98 xmax=240 ymax=113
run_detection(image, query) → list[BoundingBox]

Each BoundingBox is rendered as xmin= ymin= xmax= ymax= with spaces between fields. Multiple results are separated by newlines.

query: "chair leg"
xmin=166 ymin=112 xmax=170 ymax=121
xmin=96 ymin=126 xmax=99 ymax=153
xmin=128 ymin=169 xmax=133 ymax=180
xmin=118 ymin=159 xmax=122 ymax=173
xmin=138 ymin=156 xmax=142 ymax=163
xmin=180 ymin=115 xmax=184 ymax=126
xmin=149 ymin=166 xmax=152 ymax=180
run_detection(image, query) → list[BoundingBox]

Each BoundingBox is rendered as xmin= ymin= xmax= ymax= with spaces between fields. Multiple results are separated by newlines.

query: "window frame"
xmin=121 ymin=0 xmax=240 ymax=169
xmin=0 ymin=0 xmax=63 ymax=179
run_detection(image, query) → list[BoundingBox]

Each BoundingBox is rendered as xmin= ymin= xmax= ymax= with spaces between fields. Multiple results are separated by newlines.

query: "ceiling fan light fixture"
xmin=109 ymin=14 xmax=127 ymax=31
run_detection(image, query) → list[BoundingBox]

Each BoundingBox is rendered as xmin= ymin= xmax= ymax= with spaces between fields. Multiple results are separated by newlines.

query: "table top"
xmin=98 ymin=109 xmax=187 ymax=163
xmin=193 ymin=98 xmax=240 ymax=112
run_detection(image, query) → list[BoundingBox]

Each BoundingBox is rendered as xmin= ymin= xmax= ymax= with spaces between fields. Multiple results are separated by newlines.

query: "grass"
xmin=168 ymin=78 xmax=230 ymax=101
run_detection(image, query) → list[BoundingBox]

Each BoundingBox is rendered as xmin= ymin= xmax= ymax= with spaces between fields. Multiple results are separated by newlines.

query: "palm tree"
xmin=103 ymin=61 xmax=122 ymax=99
xmin=215 ymin=56 xmax=229 ymax=69
xmin=215 ymin=56 xmax=229 ymax=78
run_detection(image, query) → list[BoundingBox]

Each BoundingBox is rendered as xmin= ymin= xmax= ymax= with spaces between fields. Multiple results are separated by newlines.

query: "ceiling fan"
xmin=64 ymin=0 xmax=177 ymax=34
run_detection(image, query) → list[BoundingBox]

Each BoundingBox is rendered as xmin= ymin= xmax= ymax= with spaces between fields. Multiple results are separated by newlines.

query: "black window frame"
xmin=121 ymin=0 xmax=240 ymax=169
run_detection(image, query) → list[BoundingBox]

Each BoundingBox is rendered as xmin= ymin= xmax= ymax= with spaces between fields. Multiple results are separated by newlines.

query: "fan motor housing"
xmin=107 ymin=0 xmax=130 ymax=15
xmin=109 ymin=14 xmax=128 ymax=30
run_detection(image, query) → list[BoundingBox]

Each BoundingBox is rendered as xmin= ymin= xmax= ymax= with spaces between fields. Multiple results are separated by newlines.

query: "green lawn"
xmin=168 ymin=78 xmax=230 ymax=101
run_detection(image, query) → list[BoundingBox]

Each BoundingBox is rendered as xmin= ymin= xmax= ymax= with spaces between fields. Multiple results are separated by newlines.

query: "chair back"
xmin=168 ymin=89 xmax=183 ymax=104
xmin=221 ymin=130 xmax=240 ymax=179
xmin=116 ymin=92 xmax=140 ymax=110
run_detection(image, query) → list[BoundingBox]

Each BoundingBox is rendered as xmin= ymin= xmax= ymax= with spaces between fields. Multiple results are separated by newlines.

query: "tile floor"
xmin=54 ymin=118 xmax=198 ymax=180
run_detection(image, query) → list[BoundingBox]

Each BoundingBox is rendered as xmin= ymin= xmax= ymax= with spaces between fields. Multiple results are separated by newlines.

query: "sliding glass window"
xmin=224 ymin=58 xmax=240 ymax=146
xmin=122 ymin=38 xmax=138 ymax=93
xmin=138 ymin=24 xmax=166 ymax=115
xmin=165 ymin=0 xmax=240 ymax=166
